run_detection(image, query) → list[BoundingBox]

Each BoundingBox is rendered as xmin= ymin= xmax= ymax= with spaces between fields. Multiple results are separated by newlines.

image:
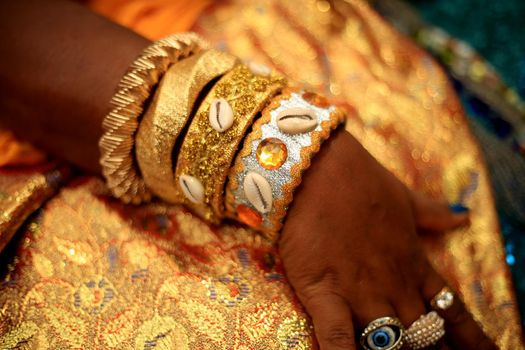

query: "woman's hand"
xmin=279 ymin=129 xmax=495 ymax=350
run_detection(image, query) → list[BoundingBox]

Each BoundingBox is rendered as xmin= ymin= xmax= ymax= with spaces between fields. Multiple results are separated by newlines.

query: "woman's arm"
xmin=0 ymin=0 xmax=149 ymax=172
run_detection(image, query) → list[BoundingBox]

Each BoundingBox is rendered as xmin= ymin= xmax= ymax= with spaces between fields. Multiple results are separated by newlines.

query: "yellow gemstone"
xmin=256 ymin=138 xmax=287 ymax=170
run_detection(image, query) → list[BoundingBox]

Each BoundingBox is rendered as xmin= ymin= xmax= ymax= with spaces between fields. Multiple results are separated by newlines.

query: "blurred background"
xmin=373 ymin=0 xmax=525 ymax=327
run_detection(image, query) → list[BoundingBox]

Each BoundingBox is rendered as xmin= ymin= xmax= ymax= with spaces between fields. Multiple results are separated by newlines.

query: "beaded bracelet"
xmin=135 ymin=49 xmax=238 ymax=203
xmin=225 ymin=89 xmax=346 ymax=240
xmin=99 ymin=33 xmax=207 ymax=204
xmin=172 ymin=64 xmax=287 ymax=223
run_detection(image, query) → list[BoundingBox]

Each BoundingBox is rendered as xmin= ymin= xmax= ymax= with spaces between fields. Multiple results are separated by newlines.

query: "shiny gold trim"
xmin=0 ymin=166 xmax=70 ymax=252
xmin=135 ymin=49 xmax=238 ymax=202
xmin=99 ymin=33 xmax=208 ymax=204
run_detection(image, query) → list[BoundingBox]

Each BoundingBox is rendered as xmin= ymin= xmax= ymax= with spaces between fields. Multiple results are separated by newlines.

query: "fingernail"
xmin=449 ymin=203 xmax=470 ymax=213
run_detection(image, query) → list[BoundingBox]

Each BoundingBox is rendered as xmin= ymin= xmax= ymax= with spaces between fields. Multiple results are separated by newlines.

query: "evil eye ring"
xmin=360 ymin=316 xmax=405 ymax=350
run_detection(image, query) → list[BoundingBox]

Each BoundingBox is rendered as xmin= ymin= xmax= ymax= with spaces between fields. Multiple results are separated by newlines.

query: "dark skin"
xmin=0 ymin=0 xmax=148 ymax=172
xmin=0 ymin=1 xmax=497 ymax=349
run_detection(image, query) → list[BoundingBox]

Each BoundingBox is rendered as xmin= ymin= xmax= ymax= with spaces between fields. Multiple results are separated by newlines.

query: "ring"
xmin=431 ymin=286 xmax=455 ymax=311
xmin=360 ymin=316 xmax=405 ymax=350
xmin=405 ymin=311 xmax=445 ymax=349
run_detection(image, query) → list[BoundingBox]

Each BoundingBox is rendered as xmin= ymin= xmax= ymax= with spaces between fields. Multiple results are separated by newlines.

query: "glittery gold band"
xmin=225 ymin=89 xmax=346 ymax=240
xmin=135 ymin=50 xmax=238 ymax=202
xmin=99 ymin=33 xmax=208 ymax=204
xmin=173 ymin=64 xmax=287 ymax=223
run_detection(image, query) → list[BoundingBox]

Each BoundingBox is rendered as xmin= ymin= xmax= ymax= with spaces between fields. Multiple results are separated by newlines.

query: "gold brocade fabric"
xmin=0 ymin=179 xmax=310 ymax=349
xmin=0 ymin=165 xmax=69 ymax=252
xmin=0 ymin=0 xmax=523 ymax=349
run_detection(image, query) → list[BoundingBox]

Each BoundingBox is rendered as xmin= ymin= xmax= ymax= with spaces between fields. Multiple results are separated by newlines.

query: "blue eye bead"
xmin=372 ymin=330 xmax=390 ymax=347
xmin=366 ymin=326 xmax=396 ymax=349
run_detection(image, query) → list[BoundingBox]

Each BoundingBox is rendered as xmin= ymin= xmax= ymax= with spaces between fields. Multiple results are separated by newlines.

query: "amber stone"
xmin=237 ymin=204 xmax=262 ymax=228
xmin=256 ymin=138 xmax=288 ymax=170
xmin=302 ymin=91 xmax=330 ymax=108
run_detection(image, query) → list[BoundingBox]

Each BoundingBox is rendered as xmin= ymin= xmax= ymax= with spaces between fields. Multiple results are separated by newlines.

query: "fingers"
xmin=391 ymin=289 xmax=427 ymax=329
xmin=350 ymin=297 xmax=397 ymax=329
xmin=301 ymin=289 xmax=356 ymax=350
xmin=421 ymin=265 xmax=497 ymax=350
xmin=410 ymin=191 xmax=469 ymax=232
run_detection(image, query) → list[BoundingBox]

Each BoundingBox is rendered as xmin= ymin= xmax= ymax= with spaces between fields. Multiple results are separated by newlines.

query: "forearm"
xmin=0 ymin=0 xmax=149 ymax=172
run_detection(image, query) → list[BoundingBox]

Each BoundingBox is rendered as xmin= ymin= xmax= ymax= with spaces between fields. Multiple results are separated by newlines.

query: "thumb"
xmin=410 ymin=191 xmax=470 ymax=232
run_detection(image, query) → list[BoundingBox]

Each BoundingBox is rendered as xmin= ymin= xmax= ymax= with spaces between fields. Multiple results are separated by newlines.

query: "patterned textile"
xmin=0 ymin=0 xmax=523 ymax=348
xmin=0 ymin=164 xmax=69 ymax=252
xmin=374 ymin=0 xmax=525 ymax=324
xmin=1 ymin=178 xmax=310 ymax=349
xmin=410 ymin=0 xmax=525 ymax=326
xmin=371 ymin=0 xmax=525 ymax=325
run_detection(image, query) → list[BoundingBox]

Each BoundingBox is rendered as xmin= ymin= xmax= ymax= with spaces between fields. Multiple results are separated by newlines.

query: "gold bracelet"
xmin=225 ymin=88 xmax=346 ymax=240
xmin=135 ymin=49 xmax=238 ymax=203
xmin=98 ymin=33 xmax=208 ymax=204
xmin=173 ymin=64 xmax=287 ymax=223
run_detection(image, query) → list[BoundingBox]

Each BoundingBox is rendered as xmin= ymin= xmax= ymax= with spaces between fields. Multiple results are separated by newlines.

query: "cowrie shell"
xmin=276 ymin=108 xmax=318 ymax=134
xmin=243 ymin=172 xmax=273 ymax=214
xmin=247 ymin=61 xmax=272 ymax=76
xmin=209 ymin=98 xmax=234 ymax=132
xmin=179 ymin=175 xmax=204 ymax=204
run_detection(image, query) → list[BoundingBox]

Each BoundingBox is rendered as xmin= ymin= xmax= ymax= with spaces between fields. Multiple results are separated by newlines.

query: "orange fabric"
xmin=0 ymin=130 xmax=45 ymax=167
xmin=88 ymin=0 xmax=212 ymax=40
xmin=0 ymin=0 xmax=209 ymax=168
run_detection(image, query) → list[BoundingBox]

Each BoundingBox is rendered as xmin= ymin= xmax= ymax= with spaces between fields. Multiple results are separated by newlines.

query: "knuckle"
xmin=349 ymin=262 xmax=370 ymax=287
xmin=321 ymin=325 xmax=356 ymax=348
xmin=297 ymin=266 xmax=341 ymax=301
